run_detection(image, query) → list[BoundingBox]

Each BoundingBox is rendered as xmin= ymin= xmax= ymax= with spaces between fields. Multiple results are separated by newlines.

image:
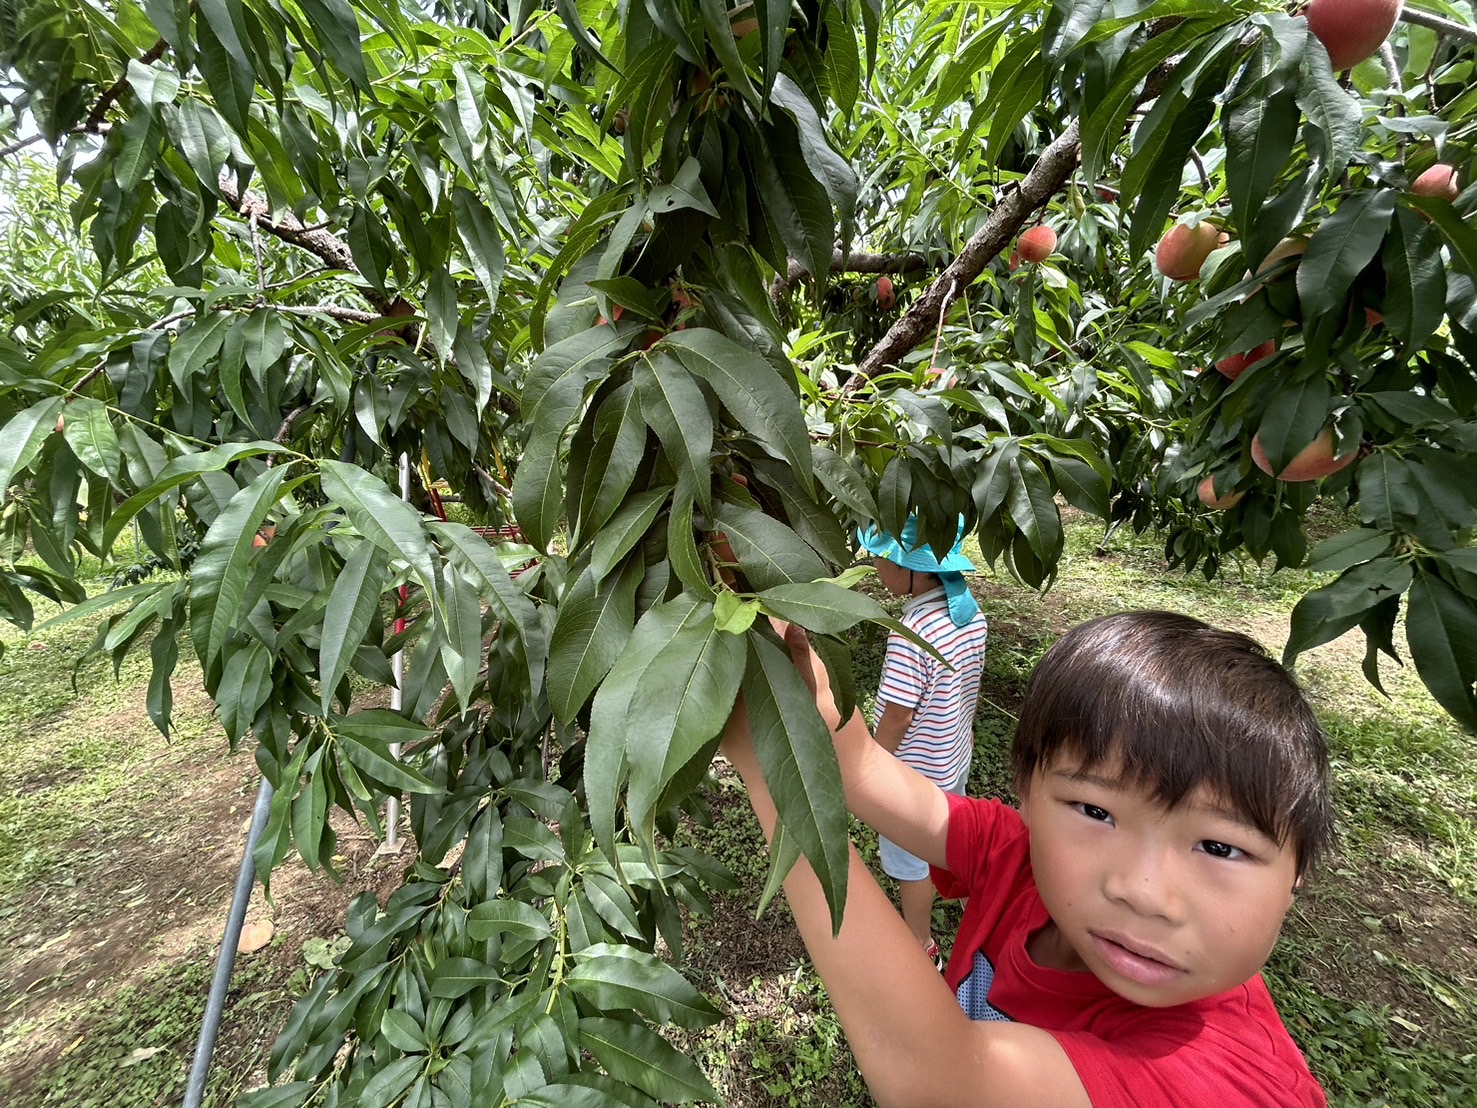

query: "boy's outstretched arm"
xmin=784 ymin=623 xmax=950 ymax=867
xmin=719 ymin=701 xmax=1090 ymax=1108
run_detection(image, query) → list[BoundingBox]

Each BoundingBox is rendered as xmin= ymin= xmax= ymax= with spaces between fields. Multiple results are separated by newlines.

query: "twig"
xmin=928 ymin=280 xmax=956 ymax=371
xmin=249 ymin=211 xmax=266 ymax=304
xmin=0 ymin=134 xmax=45 ymax=160
xmin=1189 ymin=149 xmax=1210 ymax=192
xmin=1399 ymin=6 xmax=1477 ymax=45
xmin=267 ymin=404 xmax=313 ymax=464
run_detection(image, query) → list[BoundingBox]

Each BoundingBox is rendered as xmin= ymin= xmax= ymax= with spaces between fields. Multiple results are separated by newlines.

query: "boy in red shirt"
xmin=721 ymin=610 xmax=1332 ymax=1107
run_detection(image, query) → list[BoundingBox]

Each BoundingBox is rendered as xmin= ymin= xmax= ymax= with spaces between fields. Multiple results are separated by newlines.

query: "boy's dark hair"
xmin=1011 ymin=610 xmax=1334 ymax=876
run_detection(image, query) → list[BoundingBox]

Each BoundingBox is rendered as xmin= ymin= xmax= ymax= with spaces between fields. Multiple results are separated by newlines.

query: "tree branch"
xmin=217 ymin=178 xmax=400 ymax=315
xmin=84 ymin=37 xmax=170 ymax=132
xmin=1399 ymin=6 xmax=1477 ymax=45
xmin=770 ymin=250 xmax=938 ymax=297
xmin=851 ymin=47 xmax=1190 ymax=384
xmin=852 ymin=121 xmax=1082 ymax=384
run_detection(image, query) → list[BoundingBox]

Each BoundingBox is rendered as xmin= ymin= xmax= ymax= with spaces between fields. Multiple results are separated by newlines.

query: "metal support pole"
xmin=184 ymin=776 xmax=275 ymax=1108
xmin=382 ymin=452 xmax=411 ymax=851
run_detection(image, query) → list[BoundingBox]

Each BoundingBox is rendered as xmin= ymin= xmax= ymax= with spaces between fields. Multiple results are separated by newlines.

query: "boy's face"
xmin=872 ymin=557 xmax=911 ymax=596
xmin=1018 ymin=753 xmax=1300 ymax=1008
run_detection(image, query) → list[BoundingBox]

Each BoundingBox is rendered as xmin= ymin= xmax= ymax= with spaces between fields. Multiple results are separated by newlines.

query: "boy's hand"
xmin=773 ymin=618 xmax=842 ymax=729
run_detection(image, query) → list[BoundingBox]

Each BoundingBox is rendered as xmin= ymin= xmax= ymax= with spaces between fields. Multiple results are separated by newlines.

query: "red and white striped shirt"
xmin=875 ymin=587 xmax=988 ymax=784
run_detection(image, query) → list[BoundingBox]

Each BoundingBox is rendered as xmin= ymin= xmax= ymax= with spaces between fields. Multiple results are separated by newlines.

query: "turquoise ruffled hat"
xmin=857 ymin=515 xmax=979 ymax=626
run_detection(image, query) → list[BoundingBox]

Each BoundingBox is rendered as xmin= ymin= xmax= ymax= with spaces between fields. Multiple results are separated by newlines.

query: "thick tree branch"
xmin=851 ymin=46 xmax=1192 ymax=384
xmin=770 ymin=250 xmax=938 ymax=298
xmin=217 ymin=178 xmax=401 ymax=316
xmin=852 ymin=120 xmax=1082 ymax=384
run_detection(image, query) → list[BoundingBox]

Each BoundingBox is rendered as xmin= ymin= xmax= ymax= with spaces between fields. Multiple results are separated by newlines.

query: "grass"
xmin=2 ymin=510 xmax=1474 ymax=1106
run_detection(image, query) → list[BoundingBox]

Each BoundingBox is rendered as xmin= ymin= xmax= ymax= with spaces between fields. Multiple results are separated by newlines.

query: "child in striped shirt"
xmin=858 ymin=515 xmax=988 ymax=962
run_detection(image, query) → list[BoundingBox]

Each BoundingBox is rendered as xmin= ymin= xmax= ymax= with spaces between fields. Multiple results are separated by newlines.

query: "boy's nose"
xmin=1103 ymin=846 xmax=1185 ymax=923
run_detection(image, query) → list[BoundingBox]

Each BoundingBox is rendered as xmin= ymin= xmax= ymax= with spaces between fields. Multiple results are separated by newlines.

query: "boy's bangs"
xmin=1011 ymin=612 xmax=1333 ymax=873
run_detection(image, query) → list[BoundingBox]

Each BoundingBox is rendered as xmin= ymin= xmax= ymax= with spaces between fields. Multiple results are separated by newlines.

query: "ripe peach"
xmin=1214 ymin=340 xmax=1276 ymax=381
xmin=875 ymin=275 xmax=895 ymax=309
xmin=1008 ymin=249 xmax=1020 ymax=272
xmin=1196 ymin=475 xmax=1245 ymax=510
xmin=1412 ymin=163 xmax=1459 ymax=201
xmin=1306 ymin=0 xmax=1402 ymax=71
xmin=1155 ymin=222 xmax=1222 ymax=281
xmin=1251 ymin=426 xmax=1358 ymax=482
xmin=1016 ymin=225 xmax=1057 ymax=265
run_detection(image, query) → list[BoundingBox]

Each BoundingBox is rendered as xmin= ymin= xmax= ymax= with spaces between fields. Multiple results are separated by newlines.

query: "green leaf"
xmin=811 ymin=445 xmax=877 ymax=521
xmin=589 ymin=487 xmax=670 ymax=581
xmin=429 ymin=957 xmax=501 ymax=999
xmin=451 ymin=187 xmax=507 ymax=310
xmin=439 ymin=560 xmax=484 ymax=709
xmin=466 ymin=898 xmax=553 ymax=942
xmin=1302 ymin=529 xmax=1393 ymax=574
xmin=574 ymin=382 xmax=647 ymax=545
xmin=1409 ymin=193 xmax=1477 ymax=276
xmin=0 ymin=397 xmax=66 ymax=498
xmin=319 ymin=540 xmax=390 ymax=713
xmin=743 ymin=632 xmax=849 ymax=933
xmin=188 ymin=466 xmax=290 ymax=666
xmin=770 ymin=75 xmax=858 ymax=246
xmin=756 ymin=581 xmax=889 ymax=634
xmin=358 ymin=1057 xmax=423 ymax=1105
xmin=102 ymin=440 xmax=283 ymax=552
xmin=546 ymin=560 xmax=640 ymax=724
xmin=295 ymin=0 xmax=368 ymax=86
xmin=1254 ymin=371 xmax=1333 ymax=477
xmin=60 ymin=397 xmax=120 ymax=480
xmin=567 ymin=944 xmax=723 ymax=1029
xmin=320 ymin=460 xmax=436 ymax=591
xmin=1005 ymin=456 xmax=1063 ymax=565
xmin=196 ymin=0 xmax=256 ymax=134
xmin=749 ymin=114 xmax=833 ymax=283
xmin=636 ymin=352 xmax=714 ymax=516
xmin=712 ymin=502 xmax=826 ymax=591
xmin=624 ymin=616 xmax=746 ymax=838
xmin=1382 ymin=209 xmax=1447 ymax=353
xmin=1285 ymin=558 xmax=1413 ymax=663
xmin=1406 ymin=571 xmax=1477 ymax=730
xmin=430 ymin=521 xmax=545 ymax=695
xmin=1226 ymin=78 xmax=1300 ymax=243
xmin=585 ymin=597 xmax=708 ymax=860
xmin=336 ymin=712 xmax=440 ymax=794
xmin=237 ymin=1081 xmax=313 ymax=1108
xmin=1296 ymin=189 xmax=1397 ymax=317
xmin=663 ymin=329 xmax=812 ymax=491
xmin=578 ymin=1017 xmax=718 ymax=1103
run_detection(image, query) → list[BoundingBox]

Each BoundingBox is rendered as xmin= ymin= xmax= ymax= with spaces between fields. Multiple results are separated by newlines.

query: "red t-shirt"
xmin=931 ymin=793 xmax=1327 ymax=1107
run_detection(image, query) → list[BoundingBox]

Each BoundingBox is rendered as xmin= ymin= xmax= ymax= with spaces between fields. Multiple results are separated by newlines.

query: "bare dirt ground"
xmin=0 ymin=679 xmax=406 ymax=1106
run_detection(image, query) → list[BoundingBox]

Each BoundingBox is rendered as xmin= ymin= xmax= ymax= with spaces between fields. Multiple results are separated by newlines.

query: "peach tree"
xmin=0 ymin=0 xmax=1473 ymax=1103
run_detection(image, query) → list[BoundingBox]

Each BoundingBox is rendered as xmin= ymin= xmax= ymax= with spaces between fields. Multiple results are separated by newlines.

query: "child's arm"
xmin=872 ymin=700 xmax=915 ymax=753
xmin=719 ymin=702 xmax=1091 ymax=1108
xmin=798 ymin=627 xmax=950 ymax=867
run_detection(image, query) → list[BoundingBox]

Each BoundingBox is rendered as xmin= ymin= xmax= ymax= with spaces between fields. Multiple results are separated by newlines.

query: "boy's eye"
xmin=1073 ymin=802 xmax=1113 ymax=824
xmin=1198 ymin=840 xmax=1245 ymax=861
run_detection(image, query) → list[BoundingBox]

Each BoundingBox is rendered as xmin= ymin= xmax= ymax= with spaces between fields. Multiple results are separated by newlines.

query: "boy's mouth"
xmin=1089 ymin=930 xmax=1187 ymax=987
